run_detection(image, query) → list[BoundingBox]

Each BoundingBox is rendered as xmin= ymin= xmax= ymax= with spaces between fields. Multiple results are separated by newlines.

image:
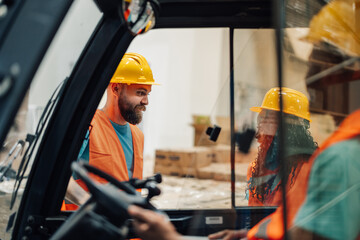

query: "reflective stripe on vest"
xmin=248 ymin=109 xmax=360 ymax=240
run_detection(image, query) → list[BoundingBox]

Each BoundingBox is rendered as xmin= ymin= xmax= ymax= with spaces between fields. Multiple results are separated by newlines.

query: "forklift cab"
xmin=0 ymin=0 xmax=359 ymax=239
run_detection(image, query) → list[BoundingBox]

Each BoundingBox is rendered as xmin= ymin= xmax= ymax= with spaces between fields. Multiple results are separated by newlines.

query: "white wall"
xmin=126 ymin=28 xmax=230 ymax=156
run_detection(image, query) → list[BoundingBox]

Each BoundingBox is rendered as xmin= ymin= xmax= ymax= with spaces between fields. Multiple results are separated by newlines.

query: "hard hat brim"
xmin=110 ymin=80 xmax=160 ymax=85
xmin=250 ymin=106 xmax=311 ymax=122
xmin=250 ymin=107 xmax=262 ymax=113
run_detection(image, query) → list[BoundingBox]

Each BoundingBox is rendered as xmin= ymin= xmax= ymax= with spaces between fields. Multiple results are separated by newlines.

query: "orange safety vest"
xmin=248 ymin=109 xmax=360 ymax=240
xmin=247 ymin=162 xmax=279 ymax=206
xmin=79 ymin=109 xmax=143 ymax=186
xmin=62 ymin=109 xmax=144 ymax=211
xmin=247 ymin=162 xmax=303 ymax=207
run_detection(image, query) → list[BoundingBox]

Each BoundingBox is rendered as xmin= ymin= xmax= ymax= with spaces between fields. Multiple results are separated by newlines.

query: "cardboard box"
xmin=155 ymin=150 xmax=173 ymax=166
xmin=211 ymin=145 xmax=231 ymax=163
xmin=154 ymin=164 xmax=182 ymax=176
xmin=216 ymin=116 xmax=230 ymax=130
xmin=216 ymin=129 xmax=231 ymax=145
xmin=154 ymin=147 xmax=214 ymax=177
xmin=235 ymin=149 xmax=257 ymax=164
xmin=215 ymin=116 xmax=231 ymax=145
xmin=197 ymin=163 xmax=249 ymax=182
xmin=210 ymin=145 xmax=256 ymax=164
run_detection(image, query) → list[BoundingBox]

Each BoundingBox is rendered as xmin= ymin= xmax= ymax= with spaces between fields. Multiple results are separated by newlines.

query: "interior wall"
xmin=126 ymin=28 xmax=230 ymax=157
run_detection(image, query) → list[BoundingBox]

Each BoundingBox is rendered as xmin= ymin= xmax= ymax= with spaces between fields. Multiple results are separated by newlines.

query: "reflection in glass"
xmin=247 ymin=88 xmax=317 ymax=207
xmin=247 ymin=0 xmax=360 ymax=239
xmin=123 ymin=0 xmax=157 ymax=35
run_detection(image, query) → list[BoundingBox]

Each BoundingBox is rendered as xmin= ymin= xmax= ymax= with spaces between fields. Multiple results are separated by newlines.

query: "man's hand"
xmin=208 ymin=229 xmax=248 ymax=240
xmin=128 ymin=205 xmax=183 ymax=240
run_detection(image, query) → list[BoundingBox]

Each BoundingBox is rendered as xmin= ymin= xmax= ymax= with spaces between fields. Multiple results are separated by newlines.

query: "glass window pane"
xmin=233 ymin=29 xmax=282 ymax=207
xmin=127 ymin=28 xmax=233 ymax=210
xmin=255 ymin=0 xmax=360 ymax=239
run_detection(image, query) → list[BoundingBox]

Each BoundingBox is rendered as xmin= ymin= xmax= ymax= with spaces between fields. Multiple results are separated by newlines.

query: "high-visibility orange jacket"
xmin=77 ymin=110 xmax=144 ymax=189
xmin=248 ymin=109 xmax=360 ymax=240
xmin=247 ymin=162 xmax=279 ymax=206
xmin=246 ymin=155 xmax=304 ymax=206
xmin=62 ymin=110 xmax=144 ymax=211
xmin=77 ymin=109 xmax=143 ymax=188
xmin=247 ymin=162 xmax=302 ymax=207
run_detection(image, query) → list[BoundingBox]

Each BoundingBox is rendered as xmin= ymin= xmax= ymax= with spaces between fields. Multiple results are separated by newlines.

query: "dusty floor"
xmin=151 ymin=175 xmax=248 ymax=209
xmin=143 ymin=155 xmax=249 ymax=209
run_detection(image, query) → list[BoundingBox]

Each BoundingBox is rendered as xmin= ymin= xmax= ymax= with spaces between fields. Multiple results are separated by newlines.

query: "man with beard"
xmin=62 ymin=53 xmax=158 ymax=210
xmin=246 ymin=87 xmax=318 ymax=206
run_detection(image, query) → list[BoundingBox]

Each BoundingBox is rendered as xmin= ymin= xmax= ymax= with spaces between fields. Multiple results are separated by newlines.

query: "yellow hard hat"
xmin=110 ymin=52 xmax=159 ymax=85
xmin=250 ymin=87 xmax=311 ymax=122
xmin=304 ymin=0 xmax=360 ymax=57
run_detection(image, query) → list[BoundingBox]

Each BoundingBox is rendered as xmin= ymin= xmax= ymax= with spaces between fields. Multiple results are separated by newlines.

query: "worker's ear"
xmin=110 ymin=83 xmax=120 ymax=96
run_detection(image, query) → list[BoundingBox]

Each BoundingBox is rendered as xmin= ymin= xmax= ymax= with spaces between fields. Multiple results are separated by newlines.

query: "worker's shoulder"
xmin=90 ymin=109 xmax=105 ymax=123
xmin=315 ymin=137 xmax=360 ymax=171
xmin=324 ymin=137 xmax=360 ymax=157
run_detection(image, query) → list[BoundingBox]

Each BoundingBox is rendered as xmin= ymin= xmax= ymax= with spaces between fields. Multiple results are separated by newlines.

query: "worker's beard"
xmin=118 ymin=96 xmax=146 ymax=125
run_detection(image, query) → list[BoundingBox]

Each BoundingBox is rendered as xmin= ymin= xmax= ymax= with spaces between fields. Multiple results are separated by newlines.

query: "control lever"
xmin=129 ymin=173 xmax=162 ymax=200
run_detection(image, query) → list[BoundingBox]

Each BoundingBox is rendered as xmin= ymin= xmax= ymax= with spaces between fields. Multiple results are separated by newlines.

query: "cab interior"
xmin=0 ymin=0 xmax=359 ymax=239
